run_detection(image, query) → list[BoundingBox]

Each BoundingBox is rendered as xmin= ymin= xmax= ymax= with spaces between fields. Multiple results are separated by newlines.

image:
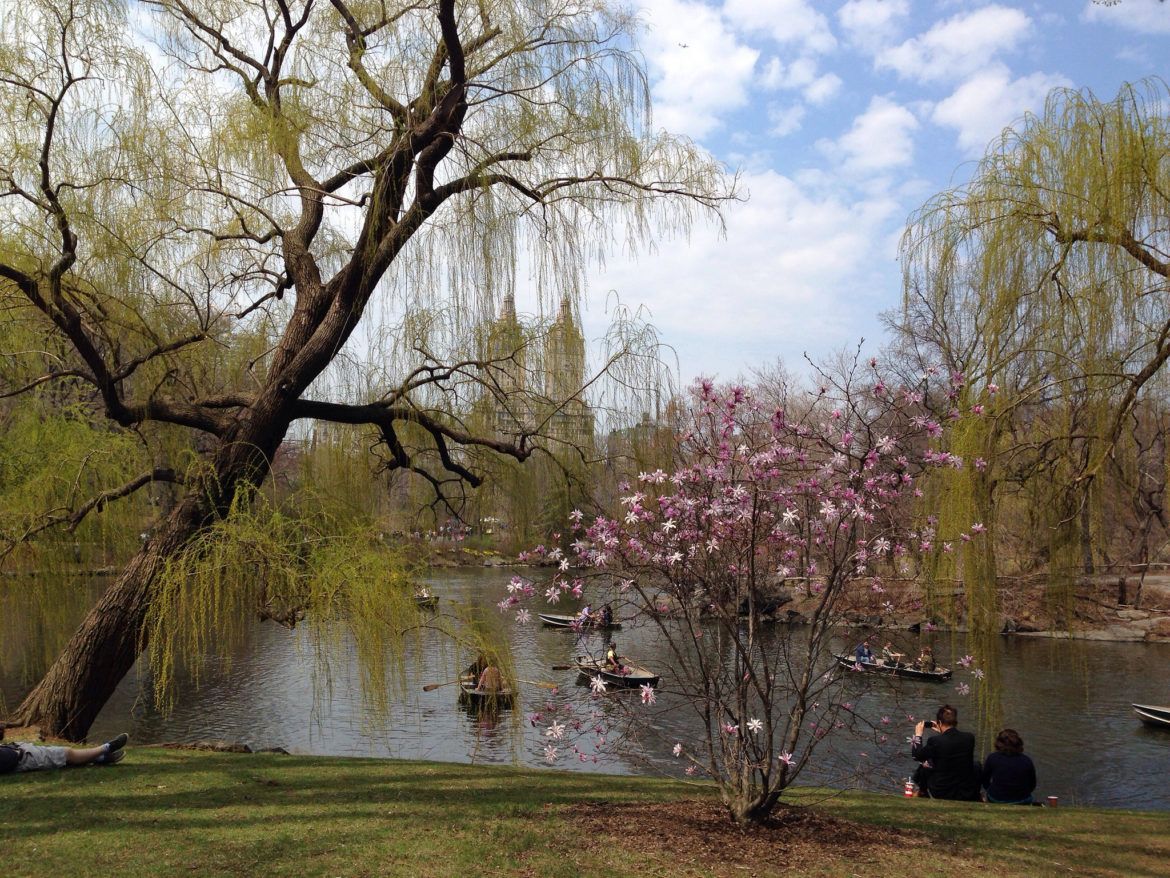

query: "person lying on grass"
xmin=1 ymin=726 xmax=129 ymax=774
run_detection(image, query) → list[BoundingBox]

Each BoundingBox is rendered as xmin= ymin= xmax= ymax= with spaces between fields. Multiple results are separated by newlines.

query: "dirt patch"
xmin=556 ymin=799 xmax=929 ymax=876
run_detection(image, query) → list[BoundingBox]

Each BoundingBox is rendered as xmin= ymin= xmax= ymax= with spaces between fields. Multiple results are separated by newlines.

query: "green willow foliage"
xmin=143 ymin=482 xmax=417 ymax=717
xmin=901 ymin=80 xmax=1170 ymax=738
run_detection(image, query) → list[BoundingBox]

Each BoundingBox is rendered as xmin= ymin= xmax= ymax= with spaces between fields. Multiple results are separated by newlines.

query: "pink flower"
xmin=544 ymin=745 xmax=558 ymax=763
xmin=640 ymin=684 xmax=657 ymax=705
xmin=778 ymin=751 xmax=794 ymax=767
xmin=672 ymin=743 xmax=683 ymax=757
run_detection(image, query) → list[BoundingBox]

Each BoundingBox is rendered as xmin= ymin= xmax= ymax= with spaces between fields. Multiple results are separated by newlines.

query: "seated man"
xmin=1 ymin=731 xmax=129 ymax=774
xmin=604 ymin=642 xmax=625 ymax=673
xmin=854 ymin=639 xmax=875 ymax=664
xmin=577 ymin=604 xmax=593 ymax=625
xmin=911 ymin=705 xmax=980 ymax=801
xmin=881 ymin=641 xmax=903 ymax=666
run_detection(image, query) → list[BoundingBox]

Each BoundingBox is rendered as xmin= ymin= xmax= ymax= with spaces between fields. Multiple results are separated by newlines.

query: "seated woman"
xmin=598 ymin=603 xmax=614 ymax=627
xmin=914 ymin=646 xmax=936 ymax=672
xmin=464 ymin=653 xmax=490 ymax=681
xmin=982 ymin=728 xmax=1037 ymax=804
xmin=477 ymin=664 xmax=504 ymax=693
xmin=880 ymin=642 xmax=903 ymax=666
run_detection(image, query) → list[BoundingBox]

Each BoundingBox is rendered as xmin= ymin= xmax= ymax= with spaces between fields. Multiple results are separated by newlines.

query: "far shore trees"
xmin=0 ymin=0 xmax=731 ymax=740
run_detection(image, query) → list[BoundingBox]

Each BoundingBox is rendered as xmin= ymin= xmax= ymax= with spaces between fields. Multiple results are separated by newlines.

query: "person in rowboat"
xmin=598 ymin=603 xmax=614 ymax=627
xmin=854 ymin=638 xmax=875 ymax=664
xmin=881 ymin=641 xmax=903 ymax=667
xmin=477 ymin=664 xmax=504 ymax=693
xmin=605 ymin=641 xmax=626 ymax=674
xmin=914 ymin=646 xmax=936 ymax=672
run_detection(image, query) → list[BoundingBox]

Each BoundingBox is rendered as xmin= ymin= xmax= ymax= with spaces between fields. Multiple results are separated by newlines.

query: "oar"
xmin=551 ymin=664 xmax=576 ymax=671
xmin=422 ymin=679 xmax=468 ymax=692
xmin=517 ymin=679 xmax=560 ymax=689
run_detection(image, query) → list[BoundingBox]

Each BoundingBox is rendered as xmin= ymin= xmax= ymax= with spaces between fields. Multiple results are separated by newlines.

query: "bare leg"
xmin=65 ymin=745 xmax=107 ymax=765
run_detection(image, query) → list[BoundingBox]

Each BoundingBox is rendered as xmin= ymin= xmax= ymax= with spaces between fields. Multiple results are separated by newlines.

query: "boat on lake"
xmin=458 ymin=678 xmax=513 ymax=711
xmin=538 ymin=612 xmax=622 ymax=630
xmin=414 ymin=593 xmax=439 ymax=610
xmin=574 ymin=655 xmax=659 ymax=689
xmin=1132 ymin=703 xmax=1170 ymax=728
xmin=833 ymin=653 xmax=953 ymax=682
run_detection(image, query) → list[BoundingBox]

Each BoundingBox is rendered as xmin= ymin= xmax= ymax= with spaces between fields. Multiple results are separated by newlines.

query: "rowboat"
xmin=414 ymin=593 xmax=439 ymax=610
xmin=458 ymin=679 xmax=513 ymax=711
xmin=574 ymin=655 xmax=659 ymax=689
xmin=833 ymin=653 xmax=953 ymax=682
xmin=538 ymin=612 xmax=622 ymax=630
xmin=1132 ymin=703 xmax=1170 ymax=729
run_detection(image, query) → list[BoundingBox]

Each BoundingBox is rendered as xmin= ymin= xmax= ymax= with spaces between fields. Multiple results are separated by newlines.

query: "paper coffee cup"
xmin=1047 ymin=796 xmax=1058 ymax=807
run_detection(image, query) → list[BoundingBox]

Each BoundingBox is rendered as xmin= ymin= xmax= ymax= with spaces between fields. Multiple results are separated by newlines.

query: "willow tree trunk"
xmin=13 ymin=411 xmax=290 ymax=741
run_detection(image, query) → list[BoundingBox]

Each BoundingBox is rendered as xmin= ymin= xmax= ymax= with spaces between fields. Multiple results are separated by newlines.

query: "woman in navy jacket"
xmin=982 ymin=728 xmax=1037 ymax=804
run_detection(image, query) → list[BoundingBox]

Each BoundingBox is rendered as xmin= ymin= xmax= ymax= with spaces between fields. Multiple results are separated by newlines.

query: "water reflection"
xmin=3 ymin=568 xmax=1169 ymax=809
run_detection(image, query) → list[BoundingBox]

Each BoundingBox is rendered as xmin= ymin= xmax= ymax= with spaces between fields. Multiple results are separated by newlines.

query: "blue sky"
xmin=574 ymin=0 xmax=1169 ymax=382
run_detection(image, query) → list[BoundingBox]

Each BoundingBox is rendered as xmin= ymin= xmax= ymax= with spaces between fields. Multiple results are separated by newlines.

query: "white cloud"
xmin=584 ymin=171 xmax=903 ymax=378
xmin=758 ymin=57 xmax=841 ymax=104
xmin=932 ymin=65 xmax=1072 ymax=155
xmin=838 ymin=0 xmax=911 ymax=53
xmin=769 ymin=103 xmax=806 ymax=137
xmin=1083 ymin=0 xmax=1170 ymax=34
xmin=638 ymin=0 xmax=760 ymax=139
xmin=805 ymin=73 xmax=843 ymax=104
xmin=828 ymin=96 xmax=919 ymax=174
xmin=878 ymin=5 xmax=1032 ymax=82
xmin=723 ymin=0 xmax=837 ymax=53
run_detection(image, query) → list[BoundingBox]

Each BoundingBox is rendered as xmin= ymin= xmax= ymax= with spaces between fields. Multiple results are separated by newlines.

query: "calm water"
xmin=4 ymin=568 xmax=1170 ymax=809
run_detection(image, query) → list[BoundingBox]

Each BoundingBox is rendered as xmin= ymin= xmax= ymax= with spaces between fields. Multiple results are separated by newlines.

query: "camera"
xmin=922 ymin=720 xmax=934 ymax=730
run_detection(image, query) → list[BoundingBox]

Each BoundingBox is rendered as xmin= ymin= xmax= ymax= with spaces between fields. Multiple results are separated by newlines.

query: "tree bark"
xmin=13 ymin=405 xmax=291 ymax=740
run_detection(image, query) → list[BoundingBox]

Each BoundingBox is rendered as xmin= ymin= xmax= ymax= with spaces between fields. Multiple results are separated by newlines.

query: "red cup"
xmin=1046 ymin=796 xmax=1058 ymax=808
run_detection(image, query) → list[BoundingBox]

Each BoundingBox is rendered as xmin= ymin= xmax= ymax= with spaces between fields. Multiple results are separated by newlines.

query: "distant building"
xmin=542 ymin=295 xmax=594 ymax=449
xmin=476 ymin=292 xmax=594 ymax=450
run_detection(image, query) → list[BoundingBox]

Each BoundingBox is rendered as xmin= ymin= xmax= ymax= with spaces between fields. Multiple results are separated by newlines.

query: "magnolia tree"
xmin=504 ymin=368 xmax=986 ymax=825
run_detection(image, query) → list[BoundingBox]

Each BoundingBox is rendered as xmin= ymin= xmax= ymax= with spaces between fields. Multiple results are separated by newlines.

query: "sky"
xmin=566 ymin=0 xmax=1170 ymax=383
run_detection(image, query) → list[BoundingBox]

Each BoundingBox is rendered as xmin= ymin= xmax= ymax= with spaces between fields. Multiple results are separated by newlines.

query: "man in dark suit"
xmin=911 ymin=704 xmax=981 ymax=800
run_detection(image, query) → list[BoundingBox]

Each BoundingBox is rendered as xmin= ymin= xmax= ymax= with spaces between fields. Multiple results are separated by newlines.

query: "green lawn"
xmin=4 ymin=747 xmax=1167 ymax=877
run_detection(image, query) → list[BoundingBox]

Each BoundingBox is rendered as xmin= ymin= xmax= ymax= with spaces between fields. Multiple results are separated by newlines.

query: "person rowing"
xmin=605 ymin=641 xmax=626 ymax=674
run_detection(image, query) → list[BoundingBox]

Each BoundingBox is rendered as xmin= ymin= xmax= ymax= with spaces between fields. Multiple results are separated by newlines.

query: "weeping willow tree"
xmin=896 ymin=80 xmax=1170 ymax=733
xmin=0 ymin=0 xmax=731 ymax=739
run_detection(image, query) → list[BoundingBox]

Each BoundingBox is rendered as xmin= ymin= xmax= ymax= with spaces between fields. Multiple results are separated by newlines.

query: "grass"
xmin=4 ymin=746 xmax=1169 ymax=877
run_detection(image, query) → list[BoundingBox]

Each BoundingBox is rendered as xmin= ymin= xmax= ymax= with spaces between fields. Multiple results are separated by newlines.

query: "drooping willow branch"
xmin=0 ymin=468 xmax=182 ymax=560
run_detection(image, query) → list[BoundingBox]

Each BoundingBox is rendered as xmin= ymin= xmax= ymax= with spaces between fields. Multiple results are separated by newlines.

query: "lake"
xmin=4 ymin=567 xmax=1169 ymax=809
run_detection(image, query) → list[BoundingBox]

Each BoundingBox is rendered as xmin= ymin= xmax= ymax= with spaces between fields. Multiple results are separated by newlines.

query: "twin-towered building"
xmin=477 ymin=292 xmax=594 ymax=451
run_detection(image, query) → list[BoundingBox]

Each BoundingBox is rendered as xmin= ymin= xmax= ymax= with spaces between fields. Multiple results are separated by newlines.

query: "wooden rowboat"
xmin=458 ymin=678 xmax=513 ymax=710
xmin=833 ymin=653 xmax=953 ymax=682
xmin=539 ymin=612 xmax=622 ymax=630
xmin=574 ymin=655 xmax=659 ymax=689
xmin=414 ymin=593 xmax=439 ymax=610
xmin=1133 ymin=703 xmax=1170 ymax=728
